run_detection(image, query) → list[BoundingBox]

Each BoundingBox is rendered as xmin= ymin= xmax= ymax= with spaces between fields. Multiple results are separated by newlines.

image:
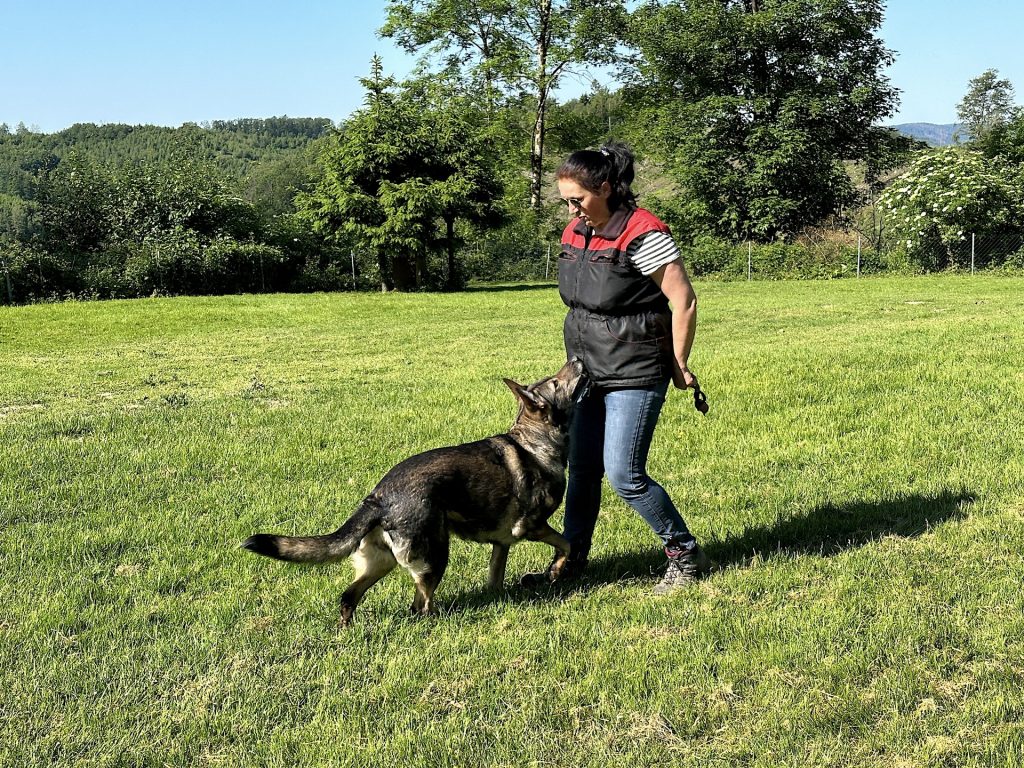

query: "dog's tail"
xmin=241 ymin=501 xmax=382 ymax=564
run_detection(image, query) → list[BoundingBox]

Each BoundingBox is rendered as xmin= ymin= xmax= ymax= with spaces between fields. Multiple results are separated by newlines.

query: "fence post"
xmin=971 ymin=233 xmax=976 ymax=274
xmin=857 ymin=234 xmax=862 ymax=278
xmin=747 ymin=241 xmax=752 ymax=281
xmin=351 ymin=249 xmax=357 ymax=289
xmin=546 ymin=244 xmax=551 ymax=280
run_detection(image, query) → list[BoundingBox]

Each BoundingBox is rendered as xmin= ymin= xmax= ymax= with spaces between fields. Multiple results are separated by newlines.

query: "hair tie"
xmin=599 ymin=148 xmax=610 ymax=157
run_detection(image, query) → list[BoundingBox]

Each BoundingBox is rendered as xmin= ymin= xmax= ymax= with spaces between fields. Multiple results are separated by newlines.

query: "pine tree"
xmin=296 ymin=58 xmax=503 ymax=291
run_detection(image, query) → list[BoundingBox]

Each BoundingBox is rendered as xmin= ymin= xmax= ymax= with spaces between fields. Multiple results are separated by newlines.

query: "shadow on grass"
xmin=449 ymin=490 xmax=974 ymax=611
xmin=705 ymin=489 xmax=974 ymax=566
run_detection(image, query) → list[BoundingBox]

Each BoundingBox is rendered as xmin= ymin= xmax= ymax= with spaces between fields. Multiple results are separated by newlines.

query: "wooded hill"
xmin=0 ymin=117 xmax=332 ymax=199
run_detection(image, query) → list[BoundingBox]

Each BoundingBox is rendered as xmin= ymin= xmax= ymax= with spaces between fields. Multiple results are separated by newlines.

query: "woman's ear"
xmin=599 ymin=181 xmax=612 ymax=198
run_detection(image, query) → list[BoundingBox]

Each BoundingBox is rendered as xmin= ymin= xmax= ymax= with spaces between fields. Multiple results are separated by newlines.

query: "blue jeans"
xmin=563 ymin=380 xmax=692 ymax=560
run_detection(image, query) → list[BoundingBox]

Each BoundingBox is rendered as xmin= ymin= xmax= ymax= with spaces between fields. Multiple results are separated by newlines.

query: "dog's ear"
xmin=503 ymin=378 xmax=547 ymax=410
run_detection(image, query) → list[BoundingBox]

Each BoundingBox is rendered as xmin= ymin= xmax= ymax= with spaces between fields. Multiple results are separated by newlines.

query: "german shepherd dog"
xmin=241 ymin=358 xmax=587 ymax=626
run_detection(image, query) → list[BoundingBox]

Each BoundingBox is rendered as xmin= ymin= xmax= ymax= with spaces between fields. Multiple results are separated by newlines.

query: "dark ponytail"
xmin=556 ymin=141 xmax=637 ymax=211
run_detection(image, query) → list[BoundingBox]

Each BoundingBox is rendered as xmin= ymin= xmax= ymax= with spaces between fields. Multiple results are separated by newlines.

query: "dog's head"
xmin=503 ymin=357 xmax=587 ymax=434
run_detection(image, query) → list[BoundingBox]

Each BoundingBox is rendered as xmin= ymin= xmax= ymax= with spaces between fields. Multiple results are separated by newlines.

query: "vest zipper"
xmin=573 ymin=228 xmax=592 ymax=354
xmin=573 ymin=227 xmax=592 ymax=305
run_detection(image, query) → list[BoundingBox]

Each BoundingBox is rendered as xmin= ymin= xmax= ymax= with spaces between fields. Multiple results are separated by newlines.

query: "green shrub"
xmin=460 ymin=216 xmax=550 ymax=283
xmin=877 ymin=147 xmax=1022 ymax=270
xmin=200 ymin=237 xmax=289 ymax=294
xmin=681 ymin=235 xmax=741 ymax=278
xmin=121 ymin=228 xmax=204 ymax=295
xmin=80 ymin=248 xmax=134 ymax=299
xmin=0 ymin=240 xmax=72 ymax=302
xmin=1001 ymin=244 xmax=1024 ymax=273
xmin=682 ymin=236 xmax=882 ymax=281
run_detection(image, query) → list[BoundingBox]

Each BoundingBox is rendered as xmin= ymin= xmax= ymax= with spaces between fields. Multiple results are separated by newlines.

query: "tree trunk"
xmin=530 ymin=97 xmax=548 ymax=212
xmin=414 ymin=250 xmax=428 ymax=288
xmin=392 ymin=253 xmax=417 ymax=292
xmin=444 ymin=215 xmax=458 ymax=291
xmin=377 ymin=250 xmax=393 ymax=292
xmin=529 ymin=0 xmax=552 ymax=212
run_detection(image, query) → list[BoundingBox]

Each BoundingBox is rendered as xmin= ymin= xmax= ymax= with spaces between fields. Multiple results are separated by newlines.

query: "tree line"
xmin=2 ymin=1 xmax=1024 ymax=303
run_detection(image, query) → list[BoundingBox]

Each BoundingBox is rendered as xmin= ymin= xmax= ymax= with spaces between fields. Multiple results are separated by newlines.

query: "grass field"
xmin=2 ymin=275 xmax=1023 ymax=767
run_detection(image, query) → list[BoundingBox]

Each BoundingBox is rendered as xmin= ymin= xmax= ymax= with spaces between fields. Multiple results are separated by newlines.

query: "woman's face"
xmin=557 ymin=177 xmax=611 ymax=228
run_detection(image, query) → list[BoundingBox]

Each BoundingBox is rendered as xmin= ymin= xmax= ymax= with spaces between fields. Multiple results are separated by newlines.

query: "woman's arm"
xmin=650 ymin=259 xmax=698 ymax=390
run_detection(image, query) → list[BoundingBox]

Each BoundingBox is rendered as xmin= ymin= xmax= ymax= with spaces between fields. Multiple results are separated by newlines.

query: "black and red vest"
xmin=558 ymin=206 xmax=674 ymax=387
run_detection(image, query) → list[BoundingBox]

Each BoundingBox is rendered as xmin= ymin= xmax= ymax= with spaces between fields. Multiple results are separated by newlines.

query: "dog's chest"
xmin=445 ymin=474 xmax=563 ymax=545
xmin=446 ymin=504 xmax=520 ymax=545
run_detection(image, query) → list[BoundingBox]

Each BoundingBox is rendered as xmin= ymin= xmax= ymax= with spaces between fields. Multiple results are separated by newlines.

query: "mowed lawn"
xmin=2 ymin=275 xmax=1023 ymax=767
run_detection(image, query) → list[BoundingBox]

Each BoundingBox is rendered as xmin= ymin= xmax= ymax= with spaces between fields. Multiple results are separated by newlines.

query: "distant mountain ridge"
xmin=889 ymin=123 xmax=963 ymax=147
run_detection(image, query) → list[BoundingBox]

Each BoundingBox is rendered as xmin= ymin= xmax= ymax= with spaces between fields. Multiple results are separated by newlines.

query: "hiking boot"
xmin=652 ymin=541 xmax=712 ymax=595
xmin=520 ymin=555 xmax=587 ymax=588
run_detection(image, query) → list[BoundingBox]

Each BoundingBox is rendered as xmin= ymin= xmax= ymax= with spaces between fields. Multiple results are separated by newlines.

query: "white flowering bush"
xmin=877 ymin=147 xmax=1020 ymax=270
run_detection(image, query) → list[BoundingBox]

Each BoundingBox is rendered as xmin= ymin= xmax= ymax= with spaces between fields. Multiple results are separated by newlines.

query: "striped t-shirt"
xmin=624 ymin=231 xmax=682 ymax=276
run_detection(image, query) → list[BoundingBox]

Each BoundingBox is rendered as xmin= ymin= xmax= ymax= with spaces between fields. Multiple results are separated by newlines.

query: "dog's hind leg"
xmin=487 ymin=544 xmax=510 ymax=590
xmin=410 ymin=569 xmax=445 ymax=617
xmin=339 ymin=528 xmax=396 ymax=628
xmin=404 ymin=540 xmax=449 ymax=618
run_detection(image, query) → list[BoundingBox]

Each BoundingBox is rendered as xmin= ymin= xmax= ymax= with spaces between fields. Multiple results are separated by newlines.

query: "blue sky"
xmin=3 ymin=1 xmax=1022 ymax=133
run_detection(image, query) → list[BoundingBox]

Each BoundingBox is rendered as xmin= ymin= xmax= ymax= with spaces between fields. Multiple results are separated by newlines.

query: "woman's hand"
xmin=674 ymin=364 xmax=709 ymax=412
xmin=671 ymin=364 xmax=698 ymax=391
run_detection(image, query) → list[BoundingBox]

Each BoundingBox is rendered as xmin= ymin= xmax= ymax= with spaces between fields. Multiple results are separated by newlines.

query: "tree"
xmin=976 ymin=107 xmax=1024 ymax=168
xmin=380 ymin=0 xmax=627 ymax=211
xmin=23 ymin=145 xmax=291 ymax=298
xmin=956 ymin=69 xmax=1016 ymax=144
xmin=296 ymin=58 xmax=503 ymax=291
xmin=32 ymin=151 xmax=110 ymax=260
xmin=547 ymin=83 xmax=625 ymax=154
xmin=624 ymin=0 xmax=897 ymax=241
xmin=0 ymin=122 xmax=353 ymax=300
xmin=877 ymin=147 xmax=1020 ymax=270
xmin=244 ymin=151 xmax=318 ymax=218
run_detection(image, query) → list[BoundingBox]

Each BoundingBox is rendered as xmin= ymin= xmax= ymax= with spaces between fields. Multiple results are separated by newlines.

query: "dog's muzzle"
xmin=567 ymin=357 xmax=590 ymax=403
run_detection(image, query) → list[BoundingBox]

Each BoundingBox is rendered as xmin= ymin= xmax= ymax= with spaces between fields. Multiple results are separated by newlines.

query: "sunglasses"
xmin=564 ymin=197 xmax=584 ymax=209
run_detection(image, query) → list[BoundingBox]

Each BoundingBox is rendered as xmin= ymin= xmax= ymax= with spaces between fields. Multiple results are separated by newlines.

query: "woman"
xmin=525 ymin=142 xmax=711 ymax=594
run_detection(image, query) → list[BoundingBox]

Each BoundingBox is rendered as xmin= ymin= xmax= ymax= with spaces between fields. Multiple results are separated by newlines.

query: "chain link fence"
xmin=717 ymin=229 xmax=1024 ymax=281
xmin=3 ymin=226 xmax=1023 ymax=304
